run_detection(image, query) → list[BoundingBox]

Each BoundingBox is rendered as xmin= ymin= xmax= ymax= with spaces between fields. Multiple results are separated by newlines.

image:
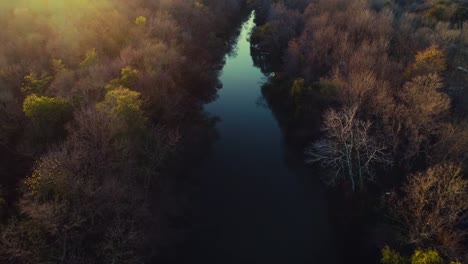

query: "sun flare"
xmin=2 ymin=0 xmax=113 ymax=13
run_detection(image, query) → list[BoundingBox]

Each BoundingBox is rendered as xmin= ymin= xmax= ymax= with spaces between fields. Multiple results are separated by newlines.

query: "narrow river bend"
xmin=185 ymin=12 xmax=338 ymax=264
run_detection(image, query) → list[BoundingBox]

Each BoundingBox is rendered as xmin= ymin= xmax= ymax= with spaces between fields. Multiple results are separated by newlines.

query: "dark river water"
xmin=183 ymin=12 xmax=339 ymax=264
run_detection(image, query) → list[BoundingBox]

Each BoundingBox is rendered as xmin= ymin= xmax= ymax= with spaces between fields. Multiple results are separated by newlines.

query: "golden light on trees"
xmin=5 ymin=0 xmax=112 ymax=11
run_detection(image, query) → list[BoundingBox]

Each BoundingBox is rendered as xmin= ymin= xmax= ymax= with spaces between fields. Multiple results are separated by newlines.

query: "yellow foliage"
xmin=80 ymin=48 xmax=98 ymax=68
xmin=21 ymin=73 xmax=52 ymax=94
xmin=135 ymin=16 xmax=147 ymax=26
xmin=97 ymin=87 xmax=147 ymax=133
xmin=23 ymin=94 xmax=71 ymax=122
xmin=105 ymin=66 xmax=139 ymax=91
xmin=381 ymin=246 xmax=404 ymax=264
xmin=51 ymin=58 xmax=66 ymax=73
xmin=194 ymin=1 xmax=204 ymax=9
xmin=406 ymin=46 xmax=447 ymax=78
xmin=25 ymin=157 xmax=63 ymax=197
xmin=411 ymin=249 xmax=443 ymax=264
xmin=381 ymin=246 xmax=461 ymax=264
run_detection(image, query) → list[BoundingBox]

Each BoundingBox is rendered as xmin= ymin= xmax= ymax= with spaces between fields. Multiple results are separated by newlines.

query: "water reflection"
xmin=182 ymin=12 xmax=338 ymax=264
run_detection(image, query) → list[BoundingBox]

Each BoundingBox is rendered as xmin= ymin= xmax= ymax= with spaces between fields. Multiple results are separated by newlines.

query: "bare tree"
xmin=306 ymin=105 xmax=392 ymax=191
xmin=390 ymin=163 xmax=468 ymax=260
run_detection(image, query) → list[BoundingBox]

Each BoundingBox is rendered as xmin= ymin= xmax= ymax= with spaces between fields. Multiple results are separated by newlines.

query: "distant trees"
xmin=0 ymin=0 xmax=246 ymax=262
xmin=251 ymin=3 xmax=303 ymax=56
xmin=105 ymin=66 xmax=140 ymax=91
xmin=284 ymin=0 xmax=393 ymax=80
xmin=249 ymin=0 xmax=467 ymax=262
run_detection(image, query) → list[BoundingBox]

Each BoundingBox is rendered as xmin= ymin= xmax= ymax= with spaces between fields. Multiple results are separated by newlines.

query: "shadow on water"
xmin=180 ymin=12 xmax=339 ymax=264
xmin=0 ymin=146 xmax=33 ymax=220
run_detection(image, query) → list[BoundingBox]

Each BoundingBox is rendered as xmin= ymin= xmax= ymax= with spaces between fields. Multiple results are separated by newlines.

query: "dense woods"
xmin=0 ymin=0 xmax=246 ymax=262
xmin=0 ymin=0 xmax=467 ymax=263
xmin=250 ymin=0 xmax=468 ymax=262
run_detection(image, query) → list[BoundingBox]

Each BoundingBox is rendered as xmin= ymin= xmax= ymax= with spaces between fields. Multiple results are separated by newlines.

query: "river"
xmin=181 ymin=12 xmax=339 ymax=264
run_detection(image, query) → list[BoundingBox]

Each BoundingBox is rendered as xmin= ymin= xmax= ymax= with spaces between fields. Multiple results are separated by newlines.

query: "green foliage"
xmin=21 ymin=73 xmax=52 ymax=94
xmin=120 ymin=67 xmax=139 ymax=87
xmin=23 ymin=94 xmax=72 ymax=125
xmin=381 ymin=246 xmax=405 ymax=264
xmin=80 ymin=48 xmax=98 ymax=68
xmin=135 ymin=15 xmax=147 ymax=26
xmin=411 ymin=249 xmax=443 ymax=264
xmin=98 ymin=87 xmax=146 ymax=134
xmin=105 ymin=66 xmax=139 ymax=91
xmin=51 ymin=58 xmax=66 ymax=73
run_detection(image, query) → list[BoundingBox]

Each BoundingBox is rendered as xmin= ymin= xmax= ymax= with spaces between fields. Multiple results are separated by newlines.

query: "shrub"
xmin=21 ymin=73 xmax=52 ymax=94
xmin=381 ymin=246 xmax=405 ymax=264
xmin=411 ymin=249 xmax=443 ymax=264
xmin=406 ymin=46 xmax=447 ymax=78
xmin=23 ymin=94 xmax=72 ymax=128
xmin=80 ymin=48 xmax=98 ymax=68
xmin=97 ymin=87 xmax=147 ymax=135
xmin=135 ymin=16 xmax=147 ymax=26
xmin=105 ymin=66 xmax=139 ymax=91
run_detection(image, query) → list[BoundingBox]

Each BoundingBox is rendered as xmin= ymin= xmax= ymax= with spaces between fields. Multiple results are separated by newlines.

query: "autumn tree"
xmin=135 ymin=16 xmax=147 ymax=26
xmin=22 ymin=94 xmax=72 ymax=141
xmin=405 ymin=46 xmax=447 ymax=78
xmin=21 ymin=73 xmax=52 ymax=95
xmin=395 ymin=73 xmax=451 ymax=162
xmin=23 ymin=95 xmax=72 ymax=125
xmin=97 ymin=87 xmax=147 ymax=136
xmin=105 ymin=66 xmax=140 ymax=91
xmin=80 ymin=48 xmax=98 ymax=68
xmin=390 ymin=163 xmax=468 ymax=259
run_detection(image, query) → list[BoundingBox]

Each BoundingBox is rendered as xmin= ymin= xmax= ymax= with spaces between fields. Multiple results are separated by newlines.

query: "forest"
xmin=0 ymin=0 xmax=467 ymax=263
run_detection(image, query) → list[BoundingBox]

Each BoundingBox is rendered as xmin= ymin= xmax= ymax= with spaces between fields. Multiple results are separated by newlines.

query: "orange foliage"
xmin=406 ymin=46 xmax=447 ymax=78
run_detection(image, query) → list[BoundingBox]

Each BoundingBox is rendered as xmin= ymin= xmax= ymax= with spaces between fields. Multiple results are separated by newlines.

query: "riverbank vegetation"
xmin=1 ymin=0 xmax=467 ymax=263
xmin=250 ymin=0 xmax=467 ymax=262
xmin=0 ymin=0 xmax=246 ymax=262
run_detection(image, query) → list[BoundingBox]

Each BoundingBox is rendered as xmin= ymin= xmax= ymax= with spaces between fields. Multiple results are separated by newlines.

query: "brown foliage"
xmin=391 ymin=163 xmax=468 ymax=259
